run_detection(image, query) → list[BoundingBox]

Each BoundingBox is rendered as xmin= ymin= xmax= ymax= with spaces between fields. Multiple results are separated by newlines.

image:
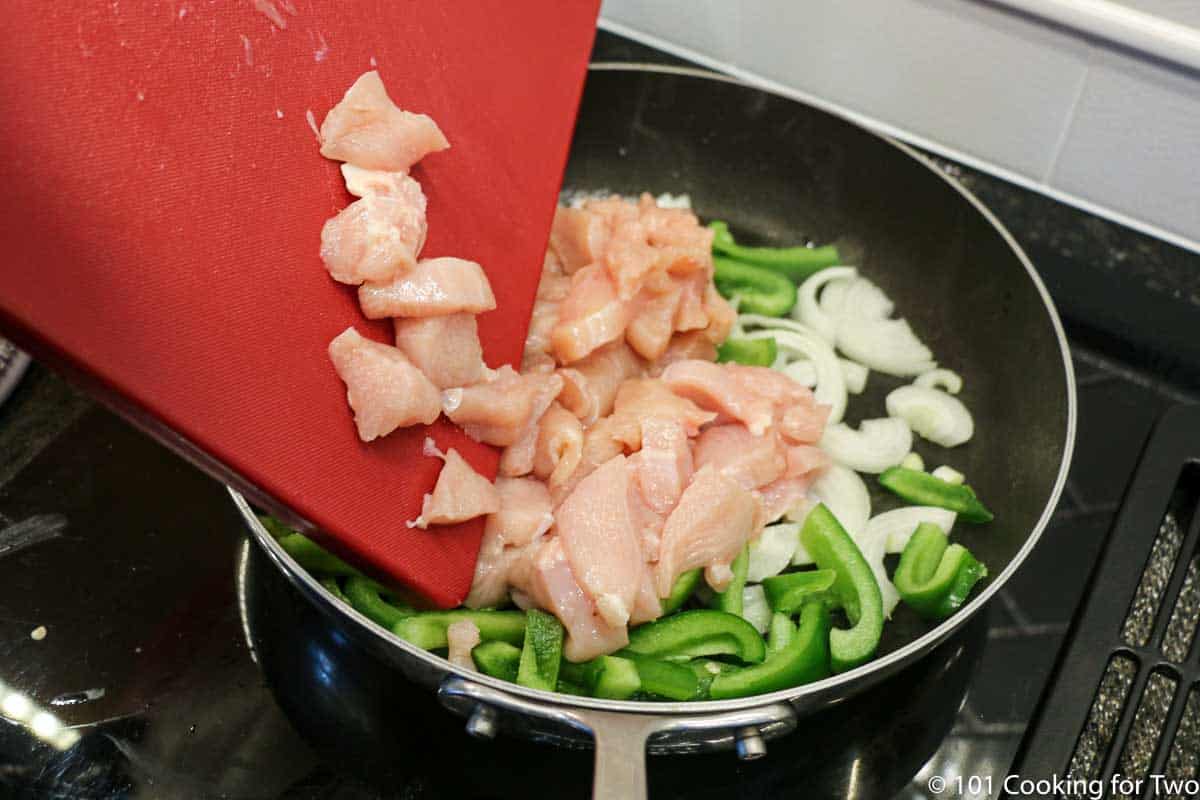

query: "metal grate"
xmin=1009 ymin=406 xmax=1200 ymax=799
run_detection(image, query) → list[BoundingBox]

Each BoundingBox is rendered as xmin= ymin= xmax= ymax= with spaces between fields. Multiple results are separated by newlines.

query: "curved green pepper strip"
xmin=762 ymin=569 xmax=837 ymax=614
xmin=766 ymin=611 xmax=795 ymax=655
xmin=277 ymin=532 xmax=361 ymax=577
xmin=894 ymin=523 xmax=988 ymax=620
xmin=320 ymin=577 xmax=349 ymax=604
xmin=625 ymin=609 xmax=767 ymax=664
xmin=708 ymin=602 xmax=831 ymax=699
xmin=618 ymin=653 xmax=702 ymax=700
xmin=516 ymin=609 xmax=564 ymax=691
xmin=584 ymin=655 xmax=641 ymax=699
xmin=392 ymin=610 xmax=526 ymax=650
xmin=343 ymin=576 xmax=415 ymax=629
xmin=472 ymin=640 xmax=521 ymax=682
xmin=709 ymin=220 xmax=841 ymax=283
xmin=712 ymin=545 xmax=750 ymax=615
xmin=713 ymin=256 xmax=797 ymax=317
xmin=660 ymin=569 xmax=702 ymax=616
xmin=800 ymin=504 xmax=884 ymax=673
xmin=878 ymin=467 xmax=994 ymax=523
xmin=257 ymin=514 xmax=297 ymax=540
xmin=717 ymin=337 xmax=777 ymax=367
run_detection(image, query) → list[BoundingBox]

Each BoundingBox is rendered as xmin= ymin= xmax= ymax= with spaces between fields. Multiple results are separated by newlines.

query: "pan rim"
xmin=237 ymin=63 xmax=1077 ymax=718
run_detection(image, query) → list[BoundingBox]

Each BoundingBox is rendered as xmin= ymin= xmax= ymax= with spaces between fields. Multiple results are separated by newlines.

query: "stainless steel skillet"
xmin=232 ymin=64 xmax=1076 ymax=799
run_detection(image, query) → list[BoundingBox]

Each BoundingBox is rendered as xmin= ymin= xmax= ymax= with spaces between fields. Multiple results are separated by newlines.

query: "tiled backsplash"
xmin=599 ymin=0 xmax=1200 ymax=256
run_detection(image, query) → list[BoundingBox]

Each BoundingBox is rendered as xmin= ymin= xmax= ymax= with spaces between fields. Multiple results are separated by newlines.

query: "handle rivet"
xmin=465 ymin=705 xmax=498 ymax=740
xmin=735 ymin=727 xmax=767 ymax=760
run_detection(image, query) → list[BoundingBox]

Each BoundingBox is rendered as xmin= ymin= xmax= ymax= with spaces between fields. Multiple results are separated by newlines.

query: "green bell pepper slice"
xmin=894 ymin=523 xmax=989 ymax=620
xmin=625 ymin=609 xmax=767 ymax=664
xmin=277 ymin=531 xmax=361 ymax=577
xmin=766 ymin=611 xmax=795 ymax=655
xmin=344 ymin=576 xmax=414 ymax=629
xmin=320 ymin=577 xmax=349 ymax=604
xmin=713 ymin=256 xmax=797 ymax=317
xmin=878 ymin=467 xmax=994 ymax=523
xmin=709 ymin=220 xmax=841 ymax=283
xmin=392 ymin=610 xmax=526 ymax=650
xmin=762 ymin=569 xmax=837 ymax=614
xmin=712 ymin=546 xmax=750 ymax=615
xmin=472 ymin=640 xmax=522 ymax=682
xmin=800 ymin=504 xmax=884 ymax=673
xmin=717 ymin=337 xmax=777 ymax=367
xmin=707 ymin=602 xmax=831 ymax=699
xmin=584 ymin=656 xmax=641 ymax=700
xmin=516 ymin=609 xmax=564 ymax=691
xmin=660 ymin=569 xmax=702 ymax=616
xmin=618 ymin=653 xmax=702 ymax=701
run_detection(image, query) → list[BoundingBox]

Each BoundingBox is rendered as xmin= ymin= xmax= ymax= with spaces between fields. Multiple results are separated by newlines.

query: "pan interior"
xmin=564 ymin=67 xmax=1071 ymax=658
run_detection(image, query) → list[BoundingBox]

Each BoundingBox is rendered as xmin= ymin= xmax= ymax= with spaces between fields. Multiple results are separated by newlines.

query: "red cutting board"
xmin=0 ymin=1 xmax=599 ymax=607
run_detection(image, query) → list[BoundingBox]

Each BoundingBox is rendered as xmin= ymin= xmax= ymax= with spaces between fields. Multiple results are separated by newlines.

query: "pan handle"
xmin=438 ymin=675 xmax=797 ymax=799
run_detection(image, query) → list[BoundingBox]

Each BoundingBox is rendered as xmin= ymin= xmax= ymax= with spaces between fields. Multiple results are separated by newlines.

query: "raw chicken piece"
xmin=655 ymin=464 xmax=763 ymax=596
xmin=446 ymin=620 xmax=480 ymax=671
xmin=549 ymin=413 xmax=643 ymax=506
xmin=556 ymin=341 xmax=644 ymax=424
xmin=651 ymin=331 xmax=718 ymax=374
xmin=612 ymin=379 xmax=716 ymax=437
xmin=340 ymin=164 xmax=414 ymax=198
xmin=755 ymin=445 xmax=830 ymax=523
xmin=486 ymin=477 xmax=555 ymax=548
xmin=692 ymin=424 xmax=787 ymax=491
xmin=498 ymin=373 xmax=565 ymax=476
xmin=673 ymin=273 xmax=710 ymax=332
xmin=533 ymin=403 xmax=585 ymax=488
xmin=359 ymin=257 xmax=496 ymax=319
xmin=518 ymin=537 xmax=629 ymax=662
xmin=320 ymin=176 xmax=427 ymax=285
xmin=521 ymin=298 xmax=561 ymax=374
xmin=538 ymin=251 xmax=572 ymax=301
xmin=550 ymin=206 xmax=609 ymax=274
xmin=319 ymin=71 xmax=449 ymax=172
xmin=625 ymin=281 xmax=682 ymax=361
xmin=443 ymin=366 xmax=562 ymax=448
xmin=550 ymin=263 xmax=632 ymax=364
xmin=780 ymin=402 xmax=831 ymax=445
xmin=723 ymin=363 xmax=830 ymax=443
xmin=661 ymin=360 xmax=776 ymax=436
xmin=633 ymin=417 xmax=693 ymax=515
xmin=701 ymin=283 xmax=736 ymax=344
xmin=409 ymin=438 xmax=501 ymax=529
xmin=603 ymin=206 xmax=661 ymax=301
xmin=327 ymin=327 xmax=440 ymax=441
xmin=555 ymin=455 xmax=646 ymax=628
xmin=629 ymin=567 xmax=664 ymax=625
xmin=463 ymin=478 xmax=553 ymax=609
xmin=393 ymin=313 xmax=484 ymax=389
xmin=637 ymin=194 xmax=714 ymax=264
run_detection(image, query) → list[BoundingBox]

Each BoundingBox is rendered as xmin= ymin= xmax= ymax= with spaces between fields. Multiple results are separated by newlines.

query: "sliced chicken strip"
xmin=613 ymin=378 xmax=716 ymax=437
xmin=550 ymin=263 xmax=632 ymax=364
xmin=555 ymin=455 xmax=645 ymax=629
xmin=661 ymin=360 xmax=776 ymax=436
xmin=498 ymin=373 xmax=565 ymax=476
xmin=327 ymin=327 xmax=440 ymax=441
xmin=549 ymin=205 xmax=610 ymax=275
xmin=692 ymin=424 xmax=787 ymax=491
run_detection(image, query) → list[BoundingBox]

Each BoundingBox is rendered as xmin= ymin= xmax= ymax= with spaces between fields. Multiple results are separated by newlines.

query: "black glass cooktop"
xmin=1 ymin=31 xmax=1198 ymax=800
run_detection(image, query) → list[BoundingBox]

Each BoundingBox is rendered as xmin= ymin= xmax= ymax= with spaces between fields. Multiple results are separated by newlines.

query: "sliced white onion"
xmin=741 ymin=585 xmax=772 ymax=634
xmin=839 ymin=275 xmax=896 ymax=319
xmin=862 ymin=506 xmax=957 ymax=554
xmin=931 ymin=465 xmax=965 ymax=485
xmin=886 ymin=385 xmax=974 ymax=448
xmin=747 ymin=522 xmax=801 ymax=582
xmin=781 ymin=360 xmax=817 ymax=387
xmin=915 ymin=368 xmax=963 ymax=395
xmin=820 ymin=417 xmax=912 ymax=474
xmin=785 ymin=498 xmax=815 ymax=565
xmin=839 ymin=358 xmax=869 ymax=394
xmin=900 ymin=452 xmax=925 ymax=472
xmin=737 ymin=314 xmax=820 ymax=336
xmin=857 ymin=527 xmax=901 ymax=618
xmin=836 ymin=316 xmax=936 ymax=377
xmin=818 ymin=277 xmax=855 ymax=318
xmin=746 ymin=328 xmax=846 ymax=424
xmin=803 ymin=464 xmax=871 ymax=537
xmin=793 ymin=266 xmax=857 ymax=343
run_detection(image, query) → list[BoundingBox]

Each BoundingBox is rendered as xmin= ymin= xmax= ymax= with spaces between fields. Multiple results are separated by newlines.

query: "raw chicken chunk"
xmin=532 ymin=403 xmax=585 ymax=488
xmin=651 ymin=331 xmax=718 ymax=374
xmin=550 ymin=264 xmax=631 ymax=364
xmin=358 ymin=257 xmax=496 ymax=319
xmin=632 ymin=417 xmax=693 ymax=516
xmin=393 ymin=313 xmax=485 ymax=389
xmin=327 ymin=327 xmax=440 ymax=441
xmin=655 ymin=464 xmax=763 ymax=596
xmin=549 ymin=206 xmax=609 ymax=274
xmin=464 ymin=478 xmax=553 ymax=609
xmin=409 ymin=438 xmax=501 ymax=529
xmin=319 ymin=71 xmax=449 ymax=172
xmin=692 ymin=424 xmax=787 ymax=491
xmin=612 ymin=379 xmax=716 ymax=437
xmin=443 ymin=366 xmax=562 ymax=448
xmin=556 ymin=340 xmax=643 ymax=424
xmin=661 ymin=360 xmax=776 ymax=436
xmin=497 ymin=372 xmax=566 ymax=476
xmin=320 ymin=177 xmax=427 ymax=285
